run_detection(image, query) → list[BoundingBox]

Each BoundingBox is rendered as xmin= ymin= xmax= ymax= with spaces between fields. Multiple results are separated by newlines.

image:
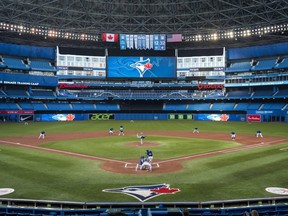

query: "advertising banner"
xmin=89 ymin=113 xmax=115 ymax=120
xmin=194 ymin=114 xmax=246 ymax=122
xmin=168 ymin=114 xmax=193 ymax=120
xmin=0 ymin=110 xmax=34 ymax=114
xmin=247 ymin=114 xmax=261 ymax=122
xmin=19 ymin=115 xmax=34 ymax=122
xmin=38 ymin=114 xmax=86 ymax=121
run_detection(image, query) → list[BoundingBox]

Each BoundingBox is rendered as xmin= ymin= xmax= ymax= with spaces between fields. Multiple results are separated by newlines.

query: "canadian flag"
xmin=102 ymin=33 xmax=119 ymax=42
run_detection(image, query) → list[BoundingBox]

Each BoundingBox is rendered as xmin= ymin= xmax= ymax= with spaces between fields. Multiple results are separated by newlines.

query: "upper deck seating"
xmin=226 ymin=90 xmax=251 ymax=98
xmin=46 ymin=102 xmax=71 ymax=111
xmin=2 ymin=56 xmax=29 ymax=70
xmin=31 ymin=90 xmax=55 ymax=98
xmin=274 ymin=57 xmax=288 ymax=69
xmin=252 ymin=89 xmax=274 ymax=98
xmin=31 ymin=101 xmax=47 ymax=111
xmin=225 ymin=61 xmax=251 ymax=72
xmin=0 ymin=102 xmax=19 ymax=110
xmin=5 ymin=89 xmax=28 ymax=97
xmin=234 ymin=103 xmax=249 ymax=111
xmin=261 ymin=102 xmax=286 ymax=110
xmin=18 ymin=102 xmax=34 ymax=110
xmin=29 ymin=58 xmax=57 ymax=72
xmin=251 ymin=58 xmax=277 ymax=71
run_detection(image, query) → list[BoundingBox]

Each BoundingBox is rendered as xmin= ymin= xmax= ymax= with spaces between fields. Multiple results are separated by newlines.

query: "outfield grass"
xmin=0 ymin=120 xmax=288 ymax=202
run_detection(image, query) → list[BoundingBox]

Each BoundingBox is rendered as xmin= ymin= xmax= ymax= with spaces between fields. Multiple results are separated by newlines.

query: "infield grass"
xmin=0 ymin=120 xmax=288 ymax=202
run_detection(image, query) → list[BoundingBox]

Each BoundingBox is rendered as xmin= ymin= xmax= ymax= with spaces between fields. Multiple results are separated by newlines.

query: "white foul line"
xmin=0 ymin=139 xmax=127 ymax=164
xmin=158 ymin=139 xmax=288 ymax=164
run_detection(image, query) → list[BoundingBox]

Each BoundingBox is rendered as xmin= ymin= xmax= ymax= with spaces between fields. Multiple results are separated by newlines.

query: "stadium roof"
xmin=0 ymin=0 xmax=287 ymax=49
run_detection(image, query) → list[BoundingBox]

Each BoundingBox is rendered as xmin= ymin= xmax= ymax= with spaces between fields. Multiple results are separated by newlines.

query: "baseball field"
xmin=0 ymin=120 xmax=288 ymax=202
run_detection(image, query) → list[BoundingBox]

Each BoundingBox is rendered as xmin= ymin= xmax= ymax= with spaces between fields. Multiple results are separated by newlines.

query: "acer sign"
xmin=247 ymin=114 xmax=261 ymax=122
xmin=89 ymin=114 xmax=115 ymax=120
xmin=198 ymin=83 xmax=224 ymax=90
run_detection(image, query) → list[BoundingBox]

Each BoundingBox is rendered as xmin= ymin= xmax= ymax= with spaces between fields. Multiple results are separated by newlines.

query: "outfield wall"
xmin=2 ymin=112 xmax=287 ymax=123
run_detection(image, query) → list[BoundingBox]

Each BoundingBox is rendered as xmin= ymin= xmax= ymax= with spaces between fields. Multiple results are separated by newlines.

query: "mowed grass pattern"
xmin=0 ymin=120 xmax=288 ymax=202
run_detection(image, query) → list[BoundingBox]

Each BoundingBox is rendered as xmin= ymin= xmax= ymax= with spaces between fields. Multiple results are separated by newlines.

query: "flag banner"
xmin=102 ymin=33 xmax=119 ymax=42
xmin=134 ymin=35 xmax=138 ymax=49
xmin=167 ymin=34 xmax=182 ymax=42
xmin=146 ymin=35 xmax=150 ymax=50
xmin=120 ymin=34 xmax=127 ymax=50
xmin=129 ymin=34 xmax=134 ymax=49
xmin=149 ymin=34 xmax=154 ymax=49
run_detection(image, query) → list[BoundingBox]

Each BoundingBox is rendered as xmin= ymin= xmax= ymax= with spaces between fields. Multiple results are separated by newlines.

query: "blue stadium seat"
xmin=274 ymin=57 xmax=288 ymax=69
xmin=5 ymin=89 xmax=28 ymax=98
xmin=187 ymin=103 xmax=211 ymax=111
xmin=261 ymin=102 xmax=286 ymax=110
xmin=210 ymin=103 xmax=235 ymax=111
xmin=46 ymin=102 xmax=71 ymax=111
xmin=31 ymin=90 xmax=55 ymax=98
xmin=0 ymin=102 xmax=19 ymax=110
xmin=31 ymin=101 xmax=47 ymax=111
xmin=164 ymin=103 xmax=187 ymax=110
xmin=71 ymin=102 xmax=96 ymax=110
xmin=225 ymin=61 xmax=251 ymax=72
xmin=251 ymin=58 xmax=277 ymax=71
xmin=2 ymin=56 xmax=29 ymax=70
xmin=95 ymin=103 xmax=119 ymax=110
xmin=29 ymin=58 xmax=57 ymax=72
xmin=18 ymin=102 xmax=34 ymax=110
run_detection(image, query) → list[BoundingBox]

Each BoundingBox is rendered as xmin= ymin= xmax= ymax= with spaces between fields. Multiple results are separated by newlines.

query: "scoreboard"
xmin=120 ymin=34 xmax=166 ymax=51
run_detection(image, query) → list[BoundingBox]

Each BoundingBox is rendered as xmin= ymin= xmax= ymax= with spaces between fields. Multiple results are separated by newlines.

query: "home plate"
xmin=0 ymin=188 xmax=14 ymax=196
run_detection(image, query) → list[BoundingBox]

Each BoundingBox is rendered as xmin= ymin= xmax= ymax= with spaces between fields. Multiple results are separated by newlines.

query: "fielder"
xmin=231 ymin=131 xmax=236 ymax=141
xmin=119 ymin=125 xmax=124 ymax=136
xmin=137 ymin=132 xmax=145 ymax=144
xmin=139 ymin=156 xmax=152 ymax=171
xmin=108 ymin=128 xmax=114 ymax=135
xmin=38 ymin=131 xmax=45 ymax=139
xmin=256 ymin=130 xmax=263 ymax=138
xmin=193 ymin=127 xmax=199 ymax=133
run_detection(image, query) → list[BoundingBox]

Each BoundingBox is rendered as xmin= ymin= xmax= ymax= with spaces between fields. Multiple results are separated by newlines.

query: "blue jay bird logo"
xmin=103 ymin=183 xmax=180 ymax=202
xmin=130 ymin=58 xmax=153 ymax=78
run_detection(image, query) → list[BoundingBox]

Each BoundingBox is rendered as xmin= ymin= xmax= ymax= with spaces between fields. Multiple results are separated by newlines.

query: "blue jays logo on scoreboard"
xmin=130 ymin=58 xmax=153 ymax=78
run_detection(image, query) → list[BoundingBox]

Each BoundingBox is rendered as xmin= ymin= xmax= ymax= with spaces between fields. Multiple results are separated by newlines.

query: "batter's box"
xmin=124 ymin=163 xmax=138 ymax=169
xmin=152 ymin=163 xmax=160 ymax=168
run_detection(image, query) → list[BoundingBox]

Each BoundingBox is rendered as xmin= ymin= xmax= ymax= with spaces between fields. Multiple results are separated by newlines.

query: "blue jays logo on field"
xmin=102 ymin=183 xmax=180 ymax=202
xmin=130 ymin=58 xmax=153 ymax=78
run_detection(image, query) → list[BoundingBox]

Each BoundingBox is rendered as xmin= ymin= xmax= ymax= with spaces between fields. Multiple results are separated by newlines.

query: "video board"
xmin=107 ymin=56 xmax=176 ymax=79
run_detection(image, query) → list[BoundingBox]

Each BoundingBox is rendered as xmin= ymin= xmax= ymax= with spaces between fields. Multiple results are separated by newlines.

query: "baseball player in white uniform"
xmin=193 ymin=127 xmax=199 ymax=133
xmin=109 ymin=128 xmax=114 ymax=135
xmin=139 ymin=156 xmax=152 ymax=171
xmin=38 ymin=131 xmax=45 ymax=139
xmin=231 ymin=131 xmax=236 ymax=141
xmin=119 ymin=125 xmax=124 ymax=136
xmin=256 ymin=130 xmax=263 ymax=138
xmin=137 ymin=133 xmax=145 ymax=144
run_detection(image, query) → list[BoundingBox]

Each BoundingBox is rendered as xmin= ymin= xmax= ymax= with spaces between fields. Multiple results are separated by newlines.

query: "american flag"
xmin=166 ymin=34 xmax=182 ymax=42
